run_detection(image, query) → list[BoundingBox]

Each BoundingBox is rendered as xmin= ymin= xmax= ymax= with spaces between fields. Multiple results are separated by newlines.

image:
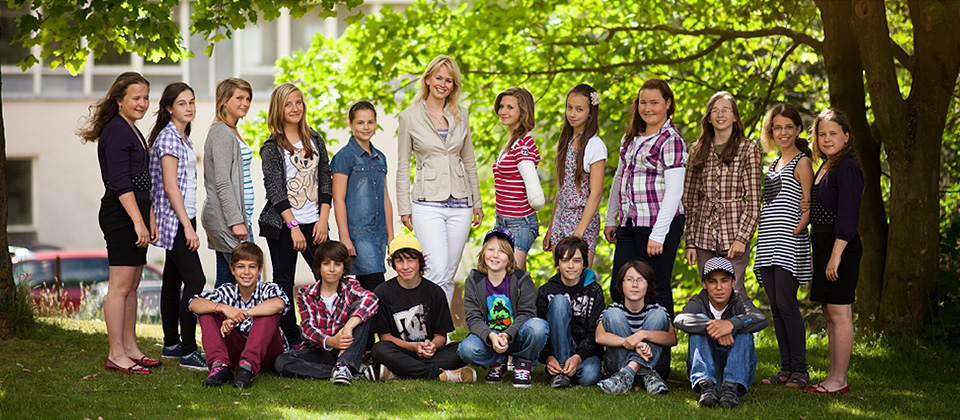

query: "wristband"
xmin=286 ymin=218 xmax=300 ymax=229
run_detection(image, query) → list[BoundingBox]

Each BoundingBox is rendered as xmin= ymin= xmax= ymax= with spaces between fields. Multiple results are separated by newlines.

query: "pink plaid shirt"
xmin=297 ymin=276 xmax=378 ymax=348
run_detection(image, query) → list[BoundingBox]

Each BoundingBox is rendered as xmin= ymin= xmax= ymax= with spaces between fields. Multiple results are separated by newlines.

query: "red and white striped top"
xmin=493 ymin=135 xmax=541 ymax=217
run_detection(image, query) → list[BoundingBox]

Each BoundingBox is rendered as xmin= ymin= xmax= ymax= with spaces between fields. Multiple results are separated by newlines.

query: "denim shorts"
xmin=495 ymin=212 xmax=540 ymax=253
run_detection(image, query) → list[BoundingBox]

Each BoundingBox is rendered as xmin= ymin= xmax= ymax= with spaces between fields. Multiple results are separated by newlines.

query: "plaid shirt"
xmin=681 ymin=139 xmax=762 ymax=251
xmin=607 ymin=119 xmax=687 ymax=227
xmin=190 ymin=281 xmax=291 ymax=351
xmin=149 ymin=122 xmax=193 ymax=250
xmin=298 ymin=276 xmax=378 ymax=349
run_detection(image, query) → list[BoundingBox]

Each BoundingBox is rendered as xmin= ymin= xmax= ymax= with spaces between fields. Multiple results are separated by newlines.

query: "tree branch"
xmin=546 ymin=24 xmax=822 ymax=53
xmin=759 ymin=43 xmax=801 ymax=121
xmin=890 ymin=39 xmax=914 ymax=72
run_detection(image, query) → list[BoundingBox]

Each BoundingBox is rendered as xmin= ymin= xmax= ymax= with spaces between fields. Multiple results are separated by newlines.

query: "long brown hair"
xmin=148 ymin=82 xmax=194 ymax=148
xmin=267 ymin=83 xmax=315 ymax=159
xmin=688 ymin=91 xmax=748 ymax=172
xmin=495 ymin=87 xmax=536 ymax=155
xmin=77 ymin=72 xmax=150 ymax=143
xmin=760 ymin=103 xmax=812 ymax=157
xmin=555 ymin=83 xmax=599 ymax=189
xmin=811 ymin=108 xmax=857 ymax=176
xmin=623 ymin=78 xmax=676 ymax=149
xmin=214 ymin=77 xmax=252 ymax=124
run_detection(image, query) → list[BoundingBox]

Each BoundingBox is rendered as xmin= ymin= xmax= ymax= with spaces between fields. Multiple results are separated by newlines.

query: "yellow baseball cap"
xmin=389 ymin=235 xmax=422 ymax=255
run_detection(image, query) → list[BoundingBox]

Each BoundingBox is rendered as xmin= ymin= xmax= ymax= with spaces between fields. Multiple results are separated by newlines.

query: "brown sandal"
xmin=761 ymin=371 xmax=791 ymax=385
xmin=785 ymin=371 xmax=809 ymax=388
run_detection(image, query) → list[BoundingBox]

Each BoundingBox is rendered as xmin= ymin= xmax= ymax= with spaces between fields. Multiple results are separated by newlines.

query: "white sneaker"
xmin=440 ymin=367 xmax=477 ymax=383
xmin=379 ymin=364 xmax=396 ymax=381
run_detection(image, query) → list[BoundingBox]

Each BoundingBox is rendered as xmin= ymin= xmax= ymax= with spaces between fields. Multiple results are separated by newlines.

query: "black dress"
xmin=808 ymin=168 xmax=862 ymax=305
xmin=98 ymin=115 xmax=152 ymax=266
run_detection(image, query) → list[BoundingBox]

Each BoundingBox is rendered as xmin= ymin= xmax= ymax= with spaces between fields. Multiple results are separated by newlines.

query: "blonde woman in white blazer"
xmin=396 ymin=55 xmax=483 ymax=304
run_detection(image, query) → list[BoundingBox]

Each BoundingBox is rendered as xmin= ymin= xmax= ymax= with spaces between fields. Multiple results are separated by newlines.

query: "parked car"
xmin=9 ymin=245 xmax=36 ymax=263
xmin=12 ymin=250 xmax=163 ymax=318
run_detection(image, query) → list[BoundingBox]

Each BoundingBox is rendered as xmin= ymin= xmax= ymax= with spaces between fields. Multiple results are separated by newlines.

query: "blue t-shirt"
xmin=485 ymin=274 xmax=513 ymax=331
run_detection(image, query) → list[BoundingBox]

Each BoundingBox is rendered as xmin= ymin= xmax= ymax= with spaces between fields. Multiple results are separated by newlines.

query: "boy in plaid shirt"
xmin=274 ymin=241 xmax=379 ymax=385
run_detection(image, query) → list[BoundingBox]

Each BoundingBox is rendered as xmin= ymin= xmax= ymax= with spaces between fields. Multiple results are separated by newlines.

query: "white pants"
xmin=411 ymin=202 xmax=473 ymax=305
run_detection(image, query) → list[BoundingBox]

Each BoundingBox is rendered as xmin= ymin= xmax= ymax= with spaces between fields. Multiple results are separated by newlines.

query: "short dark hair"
xmin=553 ymin=236 xmax=589 ymax=267
xmin=348 ymin=101 xmax=377 ymax=122
xmin=230 ymin=242 xmax=264 ymax=267
xmin=312 ymin=241 xmax=353 ymax=279
xmin=614 ymin=259 xmax=657 ymax=304
xmin=388 ymin=248 xmax=427 ymax=276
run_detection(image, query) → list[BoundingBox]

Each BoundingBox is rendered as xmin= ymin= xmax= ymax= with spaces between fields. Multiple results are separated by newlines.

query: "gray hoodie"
xmin=463 ymin=269 xmax=538 ymax=346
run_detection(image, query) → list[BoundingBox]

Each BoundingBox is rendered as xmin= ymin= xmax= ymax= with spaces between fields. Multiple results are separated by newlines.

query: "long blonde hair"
xmin=214 ymin=77 xmax=252 ymax=124
xmin=413 ymin=55 xmax=463 ymax=122
xmin=494 ymin=87 xmax=536 ymax=155
xmin=476 ymin=236 xmax=516 ymax=275
xmin=267 ymin=83 xmax=315 ymax=158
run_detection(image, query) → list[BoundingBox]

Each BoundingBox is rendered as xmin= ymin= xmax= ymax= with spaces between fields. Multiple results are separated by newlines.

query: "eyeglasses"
xmin=623 ymin=277 xmax=647 ymax=285
xmin=710 ymin=108 xmax=733 ymax=116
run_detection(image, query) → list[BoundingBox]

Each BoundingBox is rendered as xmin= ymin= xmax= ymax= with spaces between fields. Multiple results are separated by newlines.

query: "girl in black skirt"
xmin=806 ymin=109 xmax=863 ymax=395
xmin=79 ymin=72 xmax=159 ymax=374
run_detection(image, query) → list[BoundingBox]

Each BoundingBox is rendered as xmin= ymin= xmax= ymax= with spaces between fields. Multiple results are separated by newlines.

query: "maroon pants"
xmin=198 ymin=313 xmax=284 ymax=374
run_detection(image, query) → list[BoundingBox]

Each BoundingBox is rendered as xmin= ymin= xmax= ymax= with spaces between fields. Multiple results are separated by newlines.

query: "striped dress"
xmin=753 ymin=153 xmax=813 ymax=286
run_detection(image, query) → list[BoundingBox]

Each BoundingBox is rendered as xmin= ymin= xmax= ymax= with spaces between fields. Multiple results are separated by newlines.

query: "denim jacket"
xmin=330 ymin=137 xmax=388 ymax=236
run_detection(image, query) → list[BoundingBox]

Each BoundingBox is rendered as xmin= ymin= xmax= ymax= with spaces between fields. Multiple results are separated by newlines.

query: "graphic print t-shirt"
xmin=282 ymin=141 xmax=320 ymax=224
xmin=372 ymin=277 xmax=453 ymax=342
xmin=485 ymin=275 xmax=513 ymax=331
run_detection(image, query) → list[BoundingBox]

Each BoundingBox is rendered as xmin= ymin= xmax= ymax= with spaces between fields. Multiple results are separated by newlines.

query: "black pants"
xmin=161 ymin=218 xmax=206 ymax=353
xmin=610 ymin=215 xmax=684 ymax=313
xmin=355 ymin=272 xmax=385 ymax=351
xmin=266 ymin=222 xmax=320 ymax=347
xmin=274 ymin=319 xmax=370 ymax=379
xmin=759 ymin=266 xmax=807 ymax=372
xmin=371 ymin=341 xmax=464 ymax=379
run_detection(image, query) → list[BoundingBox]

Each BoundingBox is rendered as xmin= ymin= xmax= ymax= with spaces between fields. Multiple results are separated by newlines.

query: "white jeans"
xmin=411 ymin=202 xmax=473 ymax=304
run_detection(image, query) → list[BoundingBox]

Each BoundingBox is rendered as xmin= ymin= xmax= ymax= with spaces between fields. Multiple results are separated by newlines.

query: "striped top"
xmin=493 ymin=134 xmax=541 ymax=217
xmin=753 ymin=153 xmax=813 ymax=285
xmin=238 ymin=137 xmax=255 ymax=234
xmin=437 ymin=128 xmax=448 ymax=143
xmin=598 ymin=302 xmax=668 ymax=332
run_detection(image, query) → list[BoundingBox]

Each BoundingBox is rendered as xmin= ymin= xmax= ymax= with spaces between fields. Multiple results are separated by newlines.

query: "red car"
xmin=12 ymin=250 xmax=163 ymax=313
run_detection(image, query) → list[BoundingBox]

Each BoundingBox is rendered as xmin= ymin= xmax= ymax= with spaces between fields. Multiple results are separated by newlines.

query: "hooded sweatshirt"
xmin=463 ymin=269 xmax=537 ymax=347
xmin=536 ymin=268 xmax=606 ymax=362
xmin=673 ymin=289 xmax=768 ymax=335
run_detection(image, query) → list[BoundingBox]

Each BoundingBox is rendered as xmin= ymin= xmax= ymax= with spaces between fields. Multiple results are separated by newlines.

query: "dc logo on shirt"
xmin=393 ymin=304 xmax=428 ymax=342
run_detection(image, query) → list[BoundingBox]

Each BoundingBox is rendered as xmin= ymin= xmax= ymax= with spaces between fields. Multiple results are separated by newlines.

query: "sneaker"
xmin=233 ymin=366 xmax=255 ymax=389
xmin=640 ymin=368 xmax=669 ymax=395
xmin=439 ymin=367 xmax=477 ymax=383
xmin=203 ymin=364 xmax=233 ymax=387
xmin=512 ymin=357 xmax=533 ymax=388
xmin=179 ymin=351 xmax=208 ymax=371
xmin=697 ymin=380 xmax=719 ymax=408
xmin=485 ymin=363 xmax=506 ymax=383
xmin=718 ymin=381 xmax=740 ymax=408
xmin=358 ymin=364 xmax=377 ymax=382
xmin=332 ymin=364 xmax=354 ymax=386
xmin=598 ymin=367 xmax=635 ymax=395
xmin=379 ymin=364 xmax=396 ymax=381
xmin=161 ymin=343 xmax=182 ymax=359
xmin=550 ymin=373 xmax=573 ymax=389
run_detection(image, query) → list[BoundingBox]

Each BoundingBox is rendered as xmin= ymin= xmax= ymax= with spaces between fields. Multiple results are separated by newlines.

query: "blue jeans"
xmin=601 ymin=306 xmax=670 ymax=377
xmin=495 ymin=213 xmax=540 ymax=253
xmin=214 ymin=251 xmax=236 ymax=288
xmin=687 ymin=323 xmax=757 ymax=396
xmin=545 ymin=295 xmax=601 ymax=385
xmin=457 ymin=317 xmax=549 ymax=367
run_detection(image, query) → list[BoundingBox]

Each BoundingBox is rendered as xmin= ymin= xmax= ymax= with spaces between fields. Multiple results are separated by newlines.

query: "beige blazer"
xmin=396 ymin=101 xmax=482 ymax=216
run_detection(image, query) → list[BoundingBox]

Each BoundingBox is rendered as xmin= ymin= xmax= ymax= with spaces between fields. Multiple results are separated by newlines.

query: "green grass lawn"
xmin=1 ymin=318 xmax=957 ymax=419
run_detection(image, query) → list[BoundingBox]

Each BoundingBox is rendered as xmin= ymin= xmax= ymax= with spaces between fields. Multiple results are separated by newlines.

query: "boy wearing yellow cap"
xmin=370 ymin=235 xmax=475 ymax=382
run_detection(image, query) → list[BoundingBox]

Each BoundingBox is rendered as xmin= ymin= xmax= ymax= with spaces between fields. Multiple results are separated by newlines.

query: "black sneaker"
xmin=331 ymin=364 xmax=354 ymax=386
xmin=203 ymin=364 xmax=233 ymax=387
xmin=485 ymin=362 xmax=506 ymax=383
xmin=697 ymin=380 xmax=719 ymax=408
xmin=512 ymin=357 xmax=533 ymax=388
xmin=719 ymin=381 xmax=740 ymax=408
xmin=161 ymin=343 xmax=182 ymax=359
xmin=550 ymin=373 xmax=572 ymax=389
xmin=232 ymin=366 xmax=255 ymax=389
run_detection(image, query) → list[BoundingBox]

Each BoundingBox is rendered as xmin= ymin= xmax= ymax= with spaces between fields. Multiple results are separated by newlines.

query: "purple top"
xmin=814 ymin=155 xmax=863 ymax=241
xmin=485 ymin=274 xmax=514 ymax=332
xmin=98 ymin=114 xmax=148 ymax=195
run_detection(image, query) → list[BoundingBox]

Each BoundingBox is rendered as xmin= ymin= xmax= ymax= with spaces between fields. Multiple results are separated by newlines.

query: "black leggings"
xmin=759 ymin=266 xmax=807 ymax=372
xmin=161 ymin=219 xmax=206 ymax=354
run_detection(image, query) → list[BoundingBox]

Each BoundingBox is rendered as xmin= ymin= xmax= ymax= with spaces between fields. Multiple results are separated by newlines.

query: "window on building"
xmin=6 ymin=158 xmax=34 ymax=226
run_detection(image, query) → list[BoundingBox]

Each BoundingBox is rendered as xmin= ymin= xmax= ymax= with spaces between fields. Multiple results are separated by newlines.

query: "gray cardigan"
xmin=201 ymin=122 xmax=248 ymax=253
xmin=463 ymin=268 xmax=537 ymax=345
xmin=258 ymin=131 xmax=333 ymax=240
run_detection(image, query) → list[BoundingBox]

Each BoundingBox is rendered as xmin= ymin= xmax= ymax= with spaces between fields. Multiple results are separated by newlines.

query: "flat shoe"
xmin=105 ymin=358 xmax=152 ymax=375
xmin=805 ymin=383 xmax=849 ymax=395
xmin=132 ymin=356 xmax=162 ymax=368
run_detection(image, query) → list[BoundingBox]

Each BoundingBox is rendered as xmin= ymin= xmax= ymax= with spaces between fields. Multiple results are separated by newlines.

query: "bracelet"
xmin=214 ymin=302 xmax=220 ymax=313
xmin=286 ymin=218 xmax=300 ymax=229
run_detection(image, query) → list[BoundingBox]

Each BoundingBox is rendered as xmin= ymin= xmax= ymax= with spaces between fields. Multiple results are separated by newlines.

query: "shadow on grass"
xmin=1 ymin=319 xmax=958 ymax=419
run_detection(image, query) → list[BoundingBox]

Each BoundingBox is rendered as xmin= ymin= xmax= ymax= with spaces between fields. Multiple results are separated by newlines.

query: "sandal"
xmin=785 ymin=371 xmax=809 ymax=388
xmin=105 ymin=358 xmax=152 ymax=375
xmin=805 ymin=383 xmax=849 ymax=395
xmin=761 ymin=370 xmax=791 ymax=385
xmin=132 ymin=356 xmax=163 ymax=368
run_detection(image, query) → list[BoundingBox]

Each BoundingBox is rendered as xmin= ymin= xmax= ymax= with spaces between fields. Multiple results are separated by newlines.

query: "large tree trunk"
xmin=851 ymin=0 xmax=960 ymax=333
xmin=0 ymin=66 xmax=16 ymax=314
xmin=816 ymin=0 xmax=889 ymax=326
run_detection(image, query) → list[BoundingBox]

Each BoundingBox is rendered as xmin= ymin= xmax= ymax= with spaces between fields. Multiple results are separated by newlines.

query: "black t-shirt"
xmin=373 ymin=276 xmax=454 ymax=342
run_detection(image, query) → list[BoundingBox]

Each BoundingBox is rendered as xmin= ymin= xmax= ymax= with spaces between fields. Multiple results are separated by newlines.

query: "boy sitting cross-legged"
xmin=535 ymin=236 xmax=604 ymax=388
xmin=370 ymin=235 xmax=475 ymax=382
xmin=595 ymin=259 xmax=677 ymax=395
xmin=675 ymin=257 xmax=768 ymax=408
xmin=274 ymin=241 xmax=379 ymax=385
xmin=189 ymin=242 xmax=288 ymax=389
